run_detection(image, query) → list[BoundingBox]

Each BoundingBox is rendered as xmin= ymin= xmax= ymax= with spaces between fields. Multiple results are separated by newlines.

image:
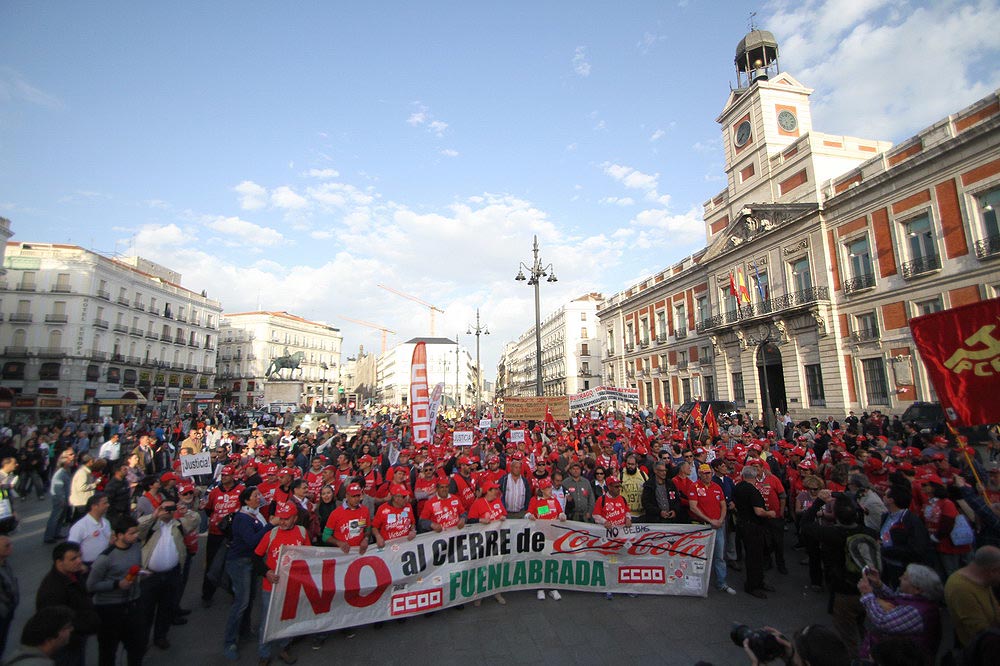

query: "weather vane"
xmin=748 ymin=11 xmax=757 ymax=31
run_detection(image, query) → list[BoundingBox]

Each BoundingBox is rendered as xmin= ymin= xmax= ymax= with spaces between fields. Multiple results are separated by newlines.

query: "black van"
xmin=677 ymin=400 xmax=740 ymax=420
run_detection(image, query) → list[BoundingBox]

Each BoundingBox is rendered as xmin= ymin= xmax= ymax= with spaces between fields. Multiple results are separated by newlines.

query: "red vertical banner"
xmin=909 ymin=297 xmax=1000 ymax=427
xmin=705 ymin=405 xmax=719 ymax=438
xmin=410 ymin=342 xmax=431 ymax=446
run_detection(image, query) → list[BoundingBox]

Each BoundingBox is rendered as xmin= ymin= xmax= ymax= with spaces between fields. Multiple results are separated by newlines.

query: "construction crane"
xmin=338 ymin=315 xmax=396 ymax=354
xmin=377 ymin=284 xmax=444 ymax=336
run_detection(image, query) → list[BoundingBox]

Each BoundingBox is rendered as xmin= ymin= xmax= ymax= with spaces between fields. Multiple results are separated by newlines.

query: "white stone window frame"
xmin=893 ymin=205 xmax=940 ymax=264
xmin=785 ymin=252 xmax=813 ymax=294
xmin=965 ymin=177 xmax=1000 ymax=244
xmin=842 ymin=230 xmax=876 ymax=283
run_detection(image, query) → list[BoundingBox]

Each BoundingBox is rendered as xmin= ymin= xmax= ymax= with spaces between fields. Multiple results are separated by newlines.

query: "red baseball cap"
xmin=346 ymin=483 xmax=363 ymax=496
xmin=274 ymin=502 xmax=297 ymax=519
xmin=220 ymin=465 xmax=235 ymax=476
xmin=160 ymin=472 xmax=179 ymax=483
xmin=177 ymin=482 xmax=195 ymax=495
xmin=537 ymin=478 xmax=553 ymax=490
xmin=278 ymin=467 xmax=294 ymax=476
xmin=389 ymin=483 xmax=410 ymax=496
xmin=481 ymin=481 xmax=499 ymax=492
xmin=605 ymin=476 xmax=621 ymax=486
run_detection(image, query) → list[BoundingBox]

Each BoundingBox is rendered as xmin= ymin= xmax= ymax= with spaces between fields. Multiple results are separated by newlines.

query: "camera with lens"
xmin=730 ymin=624 xmax=785 ymax=663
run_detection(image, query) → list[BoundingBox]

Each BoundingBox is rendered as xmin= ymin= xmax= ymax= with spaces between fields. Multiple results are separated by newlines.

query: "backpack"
xmin=950 ymin=513 xmax=975 ymax=547
xmin=218 ymin=512 xmax=237 ymax=542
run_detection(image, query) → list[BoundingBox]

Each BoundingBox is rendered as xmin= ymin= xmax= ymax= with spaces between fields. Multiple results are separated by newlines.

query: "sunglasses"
xmin=595 ymin=471 xmax=606 ymax=476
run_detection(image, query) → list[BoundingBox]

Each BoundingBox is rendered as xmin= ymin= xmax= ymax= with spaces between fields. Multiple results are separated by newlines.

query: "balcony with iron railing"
xmin=37 ymin=347 xmax=69 ymax=358
xmin=843 ymin=273 xmax=876 ymax=295
xmin=9 ymin=312 xmax=33 ymax=323
xmin=50 ymin=284 xmax=72 ymax=293
xmin=117 ymin=296 xmax=130 ymax=306
xmin=677 ymin=360 xmax=689 ymax=370
xmin=624 ymin=342 xmax=635 ymax=353
xmin=697 ymin=287 xmax=831 ymax=333
xmin=145 ymin=331 xmax=159 ymax=340
xmin=44 ymin=314 xmax=69 ymax=324
xmin=113 ymin=323 xmax=129 ymax=333
xmin=188 ymin=339 xmax=199 ymax=348
xmin=96 ymin=289 xmax=110 ymax=300
xmin=176 ymin=314 xmax=187 ymax=322
xmin=655 ymin=332 xmax=668 ymax=344
xmin=129 ymin=327 xmax=143 ymax=337
xmin=93 ymin=318 xmax=109 ymax=329
xmin=160 ymin=333 xmax=173 ymax=343
xmin=127 ymin=356 xmax=143 ymax=365
xmin=639 ymin=339 xmax=650 ymax=349
xmin=850 ymin=328 xmax=880 ymax=343
xmin=674 ymin=327 xmax=688 ymax=340
xmin=133 ymin=301 xmax=145 ymax=311
xmin=15 ymin=283 xmax=36 ymax=292
xmin=975 ymin=235 xmax=1000 ymax=259
xmin=90 ymin=351 xmax=108 ymax=361
xmin=699 ymin=357 xmax=713 ymax=366
xmin=4 ymin=346 xmax=29 ymax=357
xmin=900 ymin=254 xmax=941 ymax=279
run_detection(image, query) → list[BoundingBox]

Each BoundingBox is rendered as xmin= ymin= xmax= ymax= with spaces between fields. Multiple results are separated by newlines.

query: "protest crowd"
xmin=0 ymin=402 xmax=997 ymax=666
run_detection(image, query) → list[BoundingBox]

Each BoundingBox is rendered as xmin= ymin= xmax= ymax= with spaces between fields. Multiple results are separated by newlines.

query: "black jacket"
xmin=879 ymin=509 xmax=933 ymax=567
xmin=104 ymin=477 xmax=132 ymax=519
xmin=36 ymin=567 xmax=101 ymax=641
xmin=641 ymin=476 xmax=689 ymax=523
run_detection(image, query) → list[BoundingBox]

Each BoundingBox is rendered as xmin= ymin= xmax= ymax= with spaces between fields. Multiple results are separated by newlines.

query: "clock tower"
xmin=716 ymin=30 xmax=815 ymax=201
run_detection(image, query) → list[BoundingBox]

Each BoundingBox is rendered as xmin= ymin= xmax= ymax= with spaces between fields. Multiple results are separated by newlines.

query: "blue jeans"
xmin=712 ymin=524 xmax=728 ymax=589
xmin=223 ymin=557 xmax=252 ymax=647
xmin=44 ymin=496 xmax=68 ymax=542
xmin=258 ymin=589 xmax=290 ymax=659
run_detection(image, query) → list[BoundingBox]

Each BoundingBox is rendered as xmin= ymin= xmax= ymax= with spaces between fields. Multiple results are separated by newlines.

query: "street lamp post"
xmin=467 ymin=310 xmax=489 ymax=418
xmin=515 ymin=235 xmax=557 ymax=397
xmin=455 ymin=333 xmax=461 ymax=409
xmin=319 ymin=362 xmax=329 ymax=412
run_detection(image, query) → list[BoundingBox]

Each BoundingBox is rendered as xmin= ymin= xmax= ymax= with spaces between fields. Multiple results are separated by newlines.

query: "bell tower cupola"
xmin=734 ymin=29 xmax=780 ymax=88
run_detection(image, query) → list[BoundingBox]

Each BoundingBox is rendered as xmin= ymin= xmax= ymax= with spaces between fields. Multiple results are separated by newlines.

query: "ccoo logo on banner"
xmin=263 ymin=519 xmax=714 ymax=641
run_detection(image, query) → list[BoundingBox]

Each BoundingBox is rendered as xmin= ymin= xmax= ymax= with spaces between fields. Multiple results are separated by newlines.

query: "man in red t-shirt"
xmin=593 ymin=477 xmax=631 ymax=527
xmin=372 ymin=484 xmax=416 ymax=547
xmin=323 ymin=483 xmax=370 ymax=554
xmin=689 ymin=464 xmax=735 ymax=595
xmin=254 ymin=501 xmax=308 ymax=664
xmin=201 ymin=465 xmax=245 ymax=606
xmin=449 ymin=457 xmax=477 ymax=512
xmin=468 ymin=482 xmax=507 ymax=524
xmin=418 ymin=477 xmax=465 ymax=532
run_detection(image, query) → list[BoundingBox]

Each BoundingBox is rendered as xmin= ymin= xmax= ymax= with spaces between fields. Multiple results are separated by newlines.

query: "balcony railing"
xmin=655 ymin=332 xmax=668 ymax=344
xmin=50 ymin=285 xmax=72 ymax=293
xmin=37 ymin=347 xmax=68 ymax=358
xmin=697 ymin=287 xmax=830 ymax=332
xmin=674 ymin=328 xmax=688 ymax=340
xmin=624 ymin=342 xmax=635 ymax=353
xmin=204 ymin=343 xmax=216 ymax=351
xmin=850 ymin=328 xmax=880 ymax=343
xmin=843 ymin=273 xmax=876 ymax=294
xmin=975 ymin=235 xmax=1000 ymax=259
xmin=44 ymin=314 xmax=69 ymax=323
xmin=699 ymin=357 xmax=713 ymax=366
xmin=4 ymin=346 xmax=29 ymax=357
xmin=133 ymin=301 xmax=145 ymax=311
xmin=15 ymin=283 xmax=36 ymax=292
xmin=176 ymin=314 xmax=187 ymax=322
xmin=9 ymin=313 xmax=32 ymax=323
xmin=901 ymin=254 xmax=941 ymax=279
xmin=677 ymin=360 xmax=689 ymax=370
xmin=127 ymin=356 xmax=143 ymax=365
xmin=186 ymin=364 xmax=199 ymax=372
xmin=129 ymin=327 xmax=143 ymax=336
xmin=639 ymin=339 xmax=650 ymax=349
xmin=111 ymin=353 xmax=125 ymax=363
xmin=188 ymin=340 xmax=199 ymax=347
xmin=93 ymin=318 xmax=109 ymax=329
xmin=113 ymin=323 xmax=129 ymax=333
xmin=96 ymin=289 xmax=110 ymax=300
xmin=117 ymin=296 xmax=130 ymax=306
xmin=161 ymin=334 xmax=173 ymax=343
xmin=90 ymin=351 xmax=108 ymax=360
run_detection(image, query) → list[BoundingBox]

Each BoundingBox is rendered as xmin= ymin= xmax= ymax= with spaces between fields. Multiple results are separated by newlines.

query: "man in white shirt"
xmin=98 ymin=434 xmax=121 ymax=462
xmin=66 ymin=493 xmax=111 ymax=566
xmin=137 ymin=500 xmax=197 ymax=650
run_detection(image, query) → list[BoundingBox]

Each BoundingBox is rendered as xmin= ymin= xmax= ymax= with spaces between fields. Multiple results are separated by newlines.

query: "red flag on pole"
xmin=909 ymin=297 xmax=1000 ymax=426
xmin=729 ymin=271 xmax=738 ymax=297
xmin=689 ymin=402 xmax=703 ymax=429
xmin=655 ymin=403 xmax=666 ymax=422
xmin=544 ymin=405 xmax=556 ymax=426
xmin=705 ymin=405 xmax=720 ymax=438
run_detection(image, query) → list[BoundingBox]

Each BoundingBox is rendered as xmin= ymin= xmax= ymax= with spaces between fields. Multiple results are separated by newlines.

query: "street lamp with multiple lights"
xmin=515 ymin=235 xmax=557 ymax=397
xmin=466 ymin=310 xmax=489 ymax=417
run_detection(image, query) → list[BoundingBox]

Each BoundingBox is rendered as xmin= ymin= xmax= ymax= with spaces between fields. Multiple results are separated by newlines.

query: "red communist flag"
xmin=705 ymin=405 xmax=720 ymax=438
xmin=909 ymin=297 xmax=1000 ymax=427
xmin=689 ymin=402 xmax=703 ymax=429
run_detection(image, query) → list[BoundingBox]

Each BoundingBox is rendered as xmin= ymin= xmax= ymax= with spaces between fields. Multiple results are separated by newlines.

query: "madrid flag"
xmin=909 ymin=297 xmax=1000 ymax=427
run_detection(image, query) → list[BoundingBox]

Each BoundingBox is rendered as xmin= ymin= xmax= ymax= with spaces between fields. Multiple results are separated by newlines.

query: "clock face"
xmin=734 ymin=120 xmax=752 ymax=148
xmin=777 ymin=110 xmax=798 ymax=132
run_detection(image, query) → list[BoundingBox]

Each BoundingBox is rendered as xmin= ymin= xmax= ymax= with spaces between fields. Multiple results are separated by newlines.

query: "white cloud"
xmin=650 ymin=129 xmax=665 ymax=142
xmin=428 ymin=120 xmax=448 ymax=137
xmin=406 ymin=102 xmax=449 ymax=137
xmin=440 ymin=148 xmax=459 ymax=158
xmin=303 ymin=168 xmax=340 ymax=179
xmin=270 ymin=186 xmax=309 ymax=210
xmin=630 ymin=207 xmax=705 ymax=247
xmin=307 ymin=182 xmax=375 ymax=208
xmin=572 ymin=46 xmax=591 ymax=77
xmin=765 ymin=0 xmax=1000 ymax=138
xmin=603 ymin=162 xmax=659 ymax=191
xmin=233 ymin=180 xmax=268 ymax=211
xmin=309 ymin=230 xmax=335 ymax=240
xmin=130 ymin=223 xmax=190 ymax=254
xmin=599 ymin=196 xmax=636 ymax=206
xmin=206 ymin=216 xmax=284 ymax=246
xmin=0 ymin=66 xmax=62 ymax=108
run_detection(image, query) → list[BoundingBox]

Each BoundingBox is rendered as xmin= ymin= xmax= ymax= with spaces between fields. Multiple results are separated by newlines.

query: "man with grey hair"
xmin=733 ymin=465 xmax=775 ymax=598
xmin=944 ymin=545 xmax=1000 ymax=647
xmin=849 ymin=473 xmax=887 ymax=532
xmin=857 ymin=563 xmax=943 ymax=659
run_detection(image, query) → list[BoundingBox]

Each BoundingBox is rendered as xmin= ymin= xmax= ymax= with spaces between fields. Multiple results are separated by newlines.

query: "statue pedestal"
xmin=263 ymin=380 xmax=303 ymax=407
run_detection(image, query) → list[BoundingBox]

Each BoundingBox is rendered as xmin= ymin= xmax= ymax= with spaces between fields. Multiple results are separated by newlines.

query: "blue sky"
xmin=3 ymin=0 xmax=999 ymax=377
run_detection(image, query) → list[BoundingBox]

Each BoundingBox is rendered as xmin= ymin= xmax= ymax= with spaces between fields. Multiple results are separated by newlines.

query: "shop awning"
xmin=96 ymin=390 xmax=147 ymax=406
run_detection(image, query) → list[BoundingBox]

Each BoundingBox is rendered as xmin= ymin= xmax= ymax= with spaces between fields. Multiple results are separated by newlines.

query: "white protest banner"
xmin=590 ymin=410 xmax=600 ymax=420
xmin=179 ymin=452 xmax=211 ymax=477
xmin=453 ymin=431 xmax=474 ymax=446
xmin=263 ymin=519 xmax=714 ymax=641
xmin=569 ymin=386 xmax=640 ymax=410
xmin=478 ymin=418 xmax=492 ymax=430
xmin=509 ymin=429 xmax=525 ymax=443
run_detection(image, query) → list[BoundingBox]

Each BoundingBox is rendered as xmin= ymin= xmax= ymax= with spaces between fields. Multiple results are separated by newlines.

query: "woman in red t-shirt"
xmin=921 ymin=478 xmax=972 ymax=576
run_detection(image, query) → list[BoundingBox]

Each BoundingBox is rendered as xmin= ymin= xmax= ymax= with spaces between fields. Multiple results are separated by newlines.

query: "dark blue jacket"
xmin=226 ymin=509 xmax=270 ymax=561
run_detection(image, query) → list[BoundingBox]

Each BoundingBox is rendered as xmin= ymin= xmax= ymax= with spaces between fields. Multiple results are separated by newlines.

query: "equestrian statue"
xmin=265 ymin=350 xmax=304 ymax=379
